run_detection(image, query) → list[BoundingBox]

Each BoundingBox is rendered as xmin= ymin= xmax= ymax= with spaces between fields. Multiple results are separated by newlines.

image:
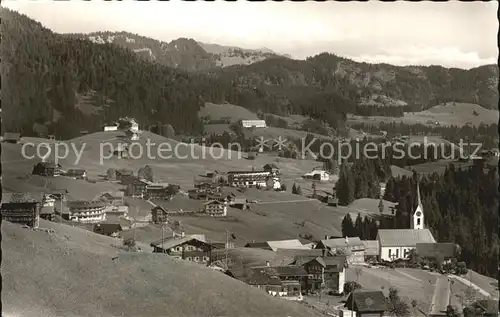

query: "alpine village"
xmin=1 ymin=4 xmax=499 ymax=317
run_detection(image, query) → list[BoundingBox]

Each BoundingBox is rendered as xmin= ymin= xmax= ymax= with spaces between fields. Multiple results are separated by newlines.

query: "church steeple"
xmin=412 ymin=182 xmax=424 ymax=230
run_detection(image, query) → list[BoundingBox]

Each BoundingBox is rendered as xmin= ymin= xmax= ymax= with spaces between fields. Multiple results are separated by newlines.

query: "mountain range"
xmin=69 ymin=31 xmax=291 ymax=72
xmin=1 ymin=8 xmax=498 ymax=139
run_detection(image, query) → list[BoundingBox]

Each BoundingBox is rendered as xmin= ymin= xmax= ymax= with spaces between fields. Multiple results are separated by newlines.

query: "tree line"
xmin=383 ymin=165 xmax=498 ymax=278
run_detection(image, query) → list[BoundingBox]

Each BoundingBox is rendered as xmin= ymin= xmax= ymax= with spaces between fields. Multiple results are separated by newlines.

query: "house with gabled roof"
xmin=1 ymin=192 xmax=43 ymax=228
xmin=150 ymin=233 xmax=214 ymax=265
xmin=345 ymin=290 xmax=387 ymax=317
xmin=315 ymin=237 xmax=365 ymax=265
xmin=203 ymin=200 xmax=227 ymax=216
xmin=291 ymin=255 xmax=347 ymax=294
xmin=2 ymin=132 xmax=21 ymax=144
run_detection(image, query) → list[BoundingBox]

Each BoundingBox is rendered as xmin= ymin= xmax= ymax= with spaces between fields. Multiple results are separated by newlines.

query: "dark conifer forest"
xmin=383 ymin=165 xmax=499 ymax=277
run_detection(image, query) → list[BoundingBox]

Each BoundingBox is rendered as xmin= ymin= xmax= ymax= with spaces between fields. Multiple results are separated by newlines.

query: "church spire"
xmin=412 ymin=182 xmax=424 ymax=230
xmin=416 ymin=182 xmax=423 ymax=207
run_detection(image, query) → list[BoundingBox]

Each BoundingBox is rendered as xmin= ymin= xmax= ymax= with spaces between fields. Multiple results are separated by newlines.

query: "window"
xmin=388 ymin=249 xmax=392 ymax=257
xmin=395 ymin=249 xmax=399 ymax=258
xmin=203 ymin=256 xmax=209 ymax=262
xmin=194 ymin=257 xmax=200 ymax=262
xmin=187 ymin=257 xmax=192 ymax=261
xmin=417 ymin=218 xmax=421 ymax=226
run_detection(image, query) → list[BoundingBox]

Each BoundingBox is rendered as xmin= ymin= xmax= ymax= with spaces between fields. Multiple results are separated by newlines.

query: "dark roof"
xmin=116 ymin=169 xmax=134 ymax=175
xmin=416 ymin=243 xmax=458 ymax=258
xmin=36 ymin=161 xmax=59 ymax=169
xmin=346 ymin=290 xmax=387 ymax=312
xmin=94 ymin=223 xmax=122 ymax=235
xmin=263 ymin=163 xmax=279 ymax=169
xmin=1 ymin=192 xmax=42 ymax=204
xmin=150 ymin=235 xmax=212 ymax=250
xmin=3 ymin=132 xmax=21 ymax=140
xmin=67 ymin=200 xmax=107 ymax=209
xmin=245 ymin=242 xmax=271 ymax=249
xmin=66 ymin=169 xmax=86 ymax=175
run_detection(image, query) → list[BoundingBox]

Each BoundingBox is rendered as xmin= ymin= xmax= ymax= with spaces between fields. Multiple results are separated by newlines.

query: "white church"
xmin=376 ymin=183 xmax=436 ymax=262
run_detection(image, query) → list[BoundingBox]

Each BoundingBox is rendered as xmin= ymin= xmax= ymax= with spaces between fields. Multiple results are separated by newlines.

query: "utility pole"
xmin=161 ymin=223 xmax=165 ymax=254
xmin=225 ymin=229 xmax=229 ymax=269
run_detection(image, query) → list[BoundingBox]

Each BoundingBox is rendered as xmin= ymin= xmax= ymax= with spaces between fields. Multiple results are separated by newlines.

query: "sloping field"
xmin=348 ymin=102 xmax=499 ymax=127
xmin=2 ymin=220 xmax=325 ymax=317
xmin=346 ymin=266 xmax=436 ymax=313
xmin=348 ymin=198 xmax=397 ymax=217
xmin=199 ymin=102 xmax=259 ymax=122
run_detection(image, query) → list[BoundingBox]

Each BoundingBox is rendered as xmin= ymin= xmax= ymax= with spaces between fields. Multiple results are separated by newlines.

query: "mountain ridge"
xmin=1 ymin=8 xmax=498 ymax=141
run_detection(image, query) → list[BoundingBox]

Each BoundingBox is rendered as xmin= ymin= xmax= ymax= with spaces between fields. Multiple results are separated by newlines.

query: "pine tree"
xmin=341 ymin=214 xmax=355 ymax=238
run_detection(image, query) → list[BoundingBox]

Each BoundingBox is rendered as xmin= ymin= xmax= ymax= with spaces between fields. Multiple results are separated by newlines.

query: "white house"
xmin=241 ymin=120 xmax=267 ymax=128
xmin=377 ymin=183 xmax=436 ymax=261
xmin=129 ymin=119 xmax=139 ymax=132
xmin=302 ymin=170 xmax=330 ymax=182
xmin=104 ymin=125 xmax=118 ymax=132
xmin=42 ymin=194 xmax=57 ymax=207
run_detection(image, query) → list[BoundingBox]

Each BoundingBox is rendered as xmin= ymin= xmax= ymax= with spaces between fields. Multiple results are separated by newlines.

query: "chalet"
xmin=416 ymin=243 xmax=459 ymax=264
xmin=344 ymin=290 xmax=387 ymax=317
xmin=228 ymin=197 xmax=249 ymax=210
xmin=66 ymin=200 xmax=107 ymax=223
xmin=32 ymin=161 xmax=61 ymax=177
xmin=227 ymin=170 xmax=271 ymax=188
xmin=1 ymin=193 xmax=42 ymax=228
xmin=65 ymin=169 xmax=87 ymax=180
xmin=99 ymin=192 xmax=125 ymax=206
xmin=116 ymin=169 xmax=134 ymax=181
xmin=362 ymin=240 xmax=380 ymax=262
xmin=107 ymin=205 xmax=129 ymax=217
xmin=40 ymin=206 xmax=55 ymax=221
xmin=151 ymin=206 xmax=169 ymax=224
xmin=203 ymin=200 xmax=227 ymax=217
xmin=245 ymin=239 xmax=310 ymax=252
xmin=302 ymin=169 xmax=330 ymax=182
xmin=249 ymin=265 xmax=310 ymax=293
xmin=315 ymin=237 xmax=365 ymax=265
xmin=2 ymin=132 xmax=21 ymax=144
xmin=118 ymin=117 xmax=140 ymax=132
xmin=263 ymin=163 xmax=280 ymax=176
xmin=145 ymin=183 xmax=173 ymax=200
xmin=293 ymin=256 xmax=347 ymax=294
xmin=125 ymin=178 xmax=148 ymax=198
xmin=93 ymin=223 xmax=122 ymax=237
xmin=241 ymin=120 xmax=266 ymax=128
xmin=150 ymin=233 xmax=214 ymax=265
xmin=377 ymin=229 xmax=436 ymax=262
xmin=228 ymin=267 xmax=303 ymax=301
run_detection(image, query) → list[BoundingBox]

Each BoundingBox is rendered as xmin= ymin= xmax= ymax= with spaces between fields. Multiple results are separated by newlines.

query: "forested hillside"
xmin=383 ymin=165 xmax=499 ymax=278
xmin=2 ymin=8 xmax=498 ymax=140
xmin=0 ymin=9 xmax=355 ymax=139
xmin=214 ymin=54 xmax=499 ymax=110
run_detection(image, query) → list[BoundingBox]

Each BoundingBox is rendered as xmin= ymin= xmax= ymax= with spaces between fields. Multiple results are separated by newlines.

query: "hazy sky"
xmin=4 ymin=0 xmax=498 ymax=69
